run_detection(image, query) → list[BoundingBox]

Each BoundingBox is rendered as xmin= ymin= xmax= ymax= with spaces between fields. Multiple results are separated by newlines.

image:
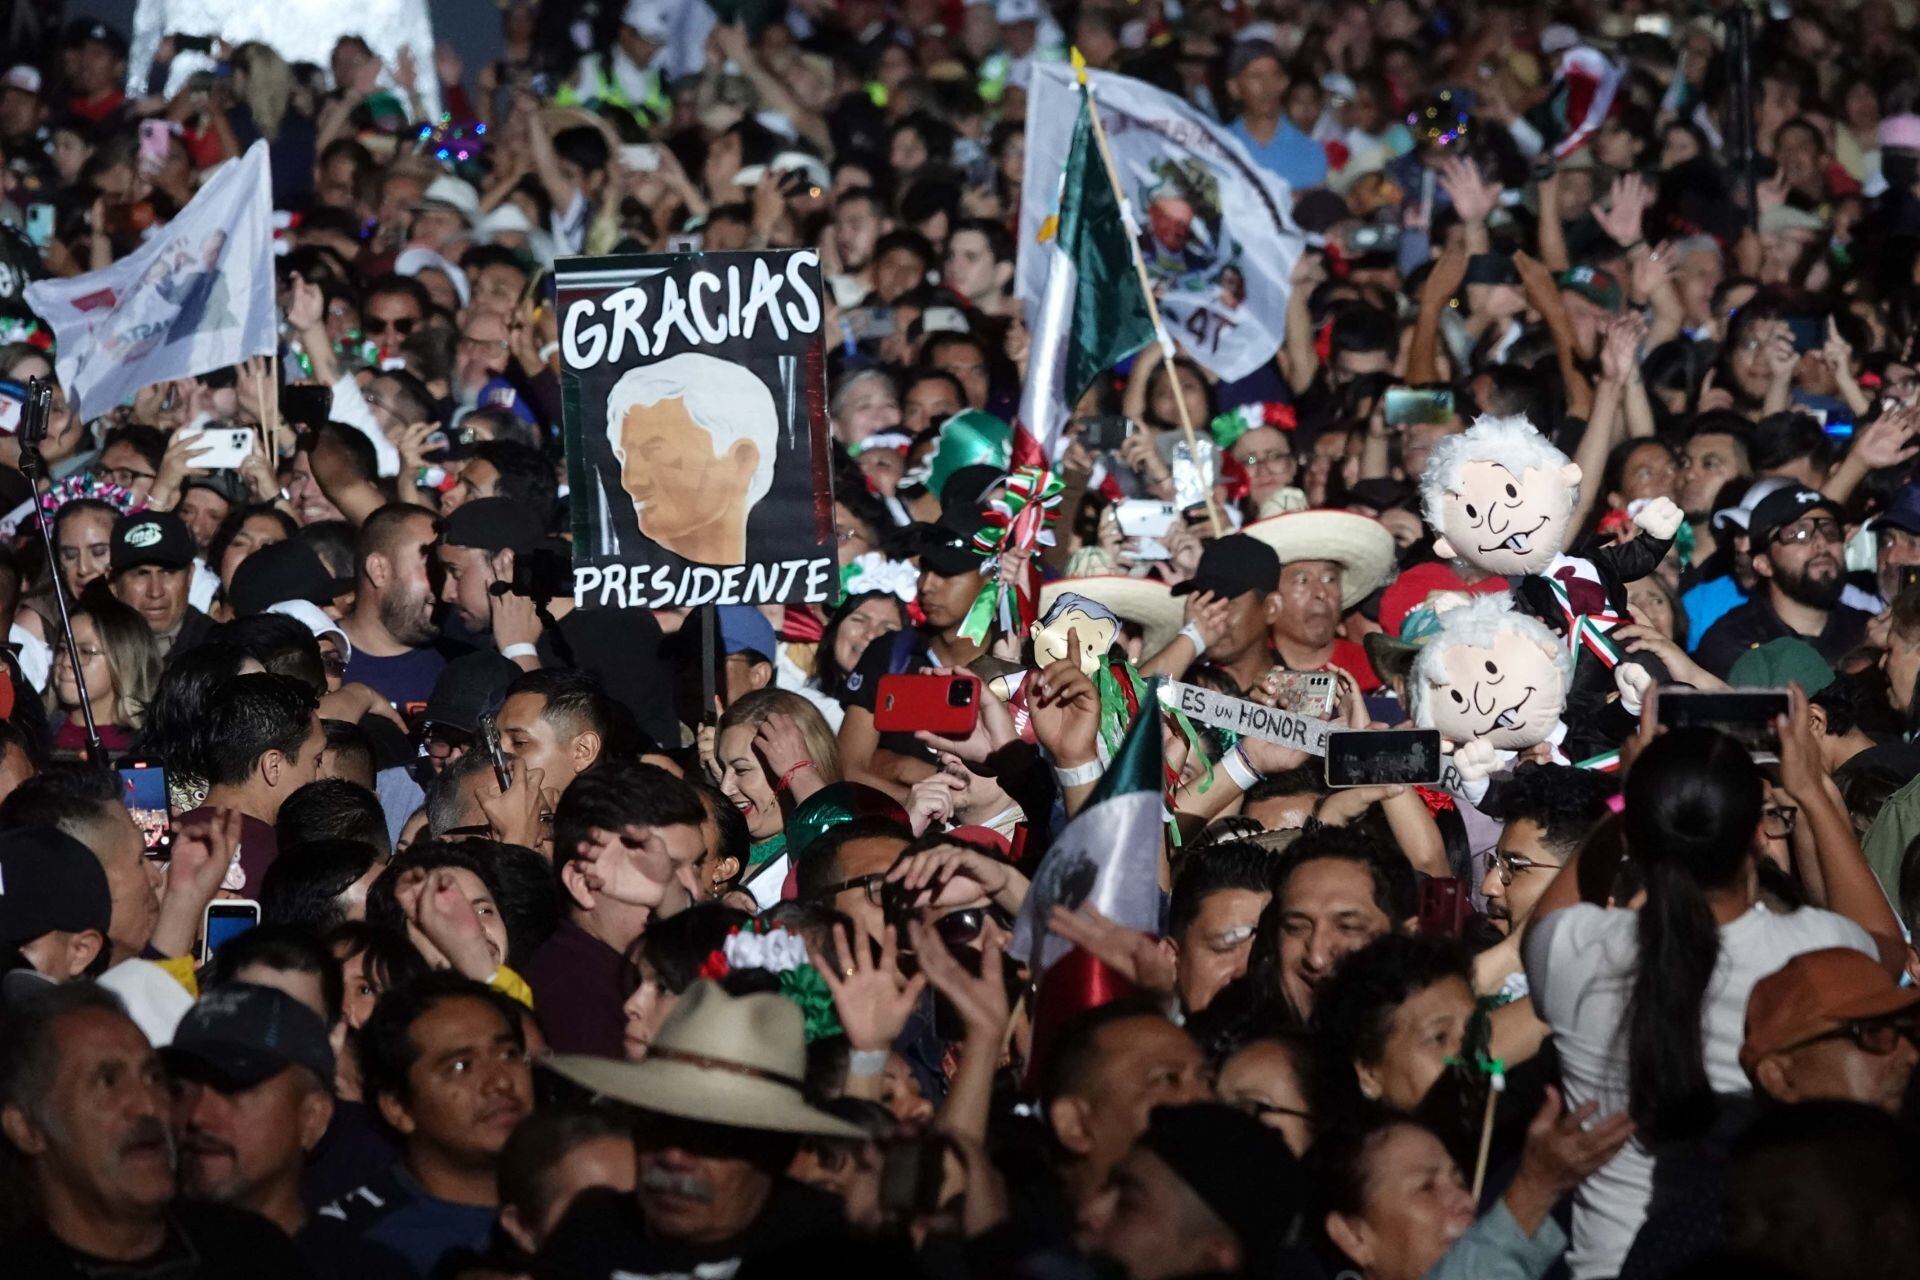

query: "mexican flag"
xmin=1010 ymin=692 xmax=1166 ymax=974
xmin=962 ymin=60 xmax=1156 ymax=643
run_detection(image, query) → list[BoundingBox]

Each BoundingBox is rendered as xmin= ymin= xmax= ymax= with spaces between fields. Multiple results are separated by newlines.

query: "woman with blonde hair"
xmin=47 ymin=585 xmax=162 ymax=759
xmin=711 ymin=689 xmax=843 ymax=908
xmin=229 ymin=42 xmax=318 ymax=205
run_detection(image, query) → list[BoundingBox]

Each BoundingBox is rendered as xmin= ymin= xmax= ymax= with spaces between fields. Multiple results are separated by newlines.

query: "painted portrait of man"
xmin=604 ymin=352 xmax=780 ymax=566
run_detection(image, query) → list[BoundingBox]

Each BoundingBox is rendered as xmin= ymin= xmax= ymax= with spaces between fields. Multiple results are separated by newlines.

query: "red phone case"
xmin=873 ymin=674 xmax=980 ymax=737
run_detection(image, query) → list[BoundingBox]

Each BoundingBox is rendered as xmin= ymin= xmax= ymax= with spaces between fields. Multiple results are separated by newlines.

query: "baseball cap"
xmin=717 ymin=605 xmax=778 ymax=662
xmin=1747 ymin=485 xmax=1842 ymax=551
xmin=1137 ymin=1103 xmax=1305 ymax=1280
xmin=418 ymin=175 xmax=481 ymax=226
xmin=162 ymin=983 xmax=336 ymax=1089
xmin=181 ymin=471 xmax=249 ymax=506
xmin=1170 ymin=533 xmax=1281 ymax=599
xmin=919 ymin=503 xmax=992 ymax=577
xmin=442 ymin=497 xmax=546 ymax=556
xmin=0 ymin=827 xmax=112 ymax=949
xmin=109 ymin=511 xmax=195 ymax=574
xmin=1872 ymin=485 xmax=1920 ymax=537
xmin=1740 ymin=948 xmax=1920 ymax=1076
xmin=1727 ymin=637 xmax=1834 ymax=695
xmin=422 ymin=650 xmax=521 ymax=737
xmin=1711 ymin=475 xmax=1795 ymax=534
xmin=70 ymin=22 xmax=129 ymax=59
xmin=1227 ymin=37 xmax=1284 ymax=78
xmin=2 ymin=66 xmax=41 ymax=96
xmin=1557 ymin=264 xmax=1624 ymax=312
xmin=266 ymin=600 xmax=352 ymax=662
xmin=228 ymin=540 xmax=344 ymax=616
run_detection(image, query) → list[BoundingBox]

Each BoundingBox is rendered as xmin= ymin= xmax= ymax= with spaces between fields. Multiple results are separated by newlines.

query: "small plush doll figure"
xmin=1419 ymin=414 xmax=1679 ymax=755
xmin=1410 ymin=593 xmax=1575 ymax=804
xmin=989 ymin=592 xmax=1147 ymax=762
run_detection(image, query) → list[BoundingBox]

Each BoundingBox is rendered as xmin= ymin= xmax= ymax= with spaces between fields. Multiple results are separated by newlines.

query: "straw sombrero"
xmin=543 ymin=982 xmax=863 ymax=1138
xmin=1242 ymin=510 xmax=1398 ymax=610
xmin=1039 ymin=576 xmax=1185 ymax=658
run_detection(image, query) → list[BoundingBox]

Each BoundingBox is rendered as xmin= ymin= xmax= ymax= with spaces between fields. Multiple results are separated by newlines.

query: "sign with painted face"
xmin=558 ymin=250 xmax=836 ymax=608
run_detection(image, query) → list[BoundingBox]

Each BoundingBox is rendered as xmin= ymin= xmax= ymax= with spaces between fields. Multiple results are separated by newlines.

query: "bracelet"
xmin=774 ymin=760 xmax=815 ymax=792
xmin=848 ymin=1048 xmax=889 ymax=1076
xmin=1177 ymin=621 xmax=1208 ymax=656
xmin=1054 ymin=758 xmax=1103 ymax=788
xmin=499 ymin=643 xmax=539 ymax=660
xmin=1222 ymin=744 xmax=1262 ymax=792
xmin=537 ymin=341 xmax=560 ymax=362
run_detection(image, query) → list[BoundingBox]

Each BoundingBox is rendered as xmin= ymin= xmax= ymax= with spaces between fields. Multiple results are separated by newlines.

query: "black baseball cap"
xmin=228 ymin=539 xmax=347 ymax=616
xmin=0 ymin=827 xmax=112 ymax=949
xmin=918 ymin=502 xmax=992 ymax=577
xmin=422 ymin=650 xmax=521 ymax=737
xmin=441 ymin=497 xmax=546 ymax=555
xmin=110 ymin=511 xmax=195 ymax=574
xmin=1748 ymin=486 xmax=1843 ymax=551
xmin=1170 ymin=533 xmax=1281 ymax=599
xmin=1139 ymin=1103 xmax=1304 ymax=1280
xmin=67 ymin=22 xmax=129 ymax=60
xmin=162 ymin=983 xmax=335 ymax=1089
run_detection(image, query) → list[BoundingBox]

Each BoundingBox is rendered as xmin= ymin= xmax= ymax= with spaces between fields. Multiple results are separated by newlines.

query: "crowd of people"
xmin=1 ymin=1 xmax=1920 ymax=1279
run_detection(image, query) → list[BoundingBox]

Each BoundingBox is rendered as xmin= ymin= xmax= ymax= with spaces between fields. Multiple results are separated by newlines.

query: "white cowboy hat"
xmin=542 ymin=981 xmax=863 ymax=1138
xmin=1039 ymin=576 xmax=1184 ymax=658
xmin=1242 ymin=510 xmax=1397 ymax=610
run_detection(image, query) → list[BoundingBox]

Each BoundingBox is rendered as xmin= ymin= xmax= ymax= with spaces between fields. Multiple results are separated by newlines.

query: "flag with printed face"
xmin=25 ymin=142 xmax=277 ymax=422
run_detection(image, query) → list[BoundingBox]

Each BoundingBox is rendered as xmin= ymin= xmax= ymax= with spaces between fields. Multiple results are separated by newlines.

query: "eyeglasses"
xmin=817 ymin=873 xmax=887 ymax=905
xmin=58 ymin=645 xmax=105 ymax=663
xmin=98 ymin=465 xmax=156 ymax=487
xmin=1771 ymin=518 xmax=1842 ymax=547
xmin=364 ymin=315 xmax=418 ymax=337
xmin=1489 ymin=850 xmax=1561 ymax=885
xmin=1793 ymin=1015 xmax=1920 ymax=1056
xmin=1232 ymin=1097 xmax=1313 ymax=1123
xmin=1235 ymin=449 xmax=1295 ymax=470
xmin=930 ymin=901 xmax=1015 ymax=948
xmin=835 ymin=526 xmax=870 ymax=546
xmin=458 ymin=335 xmax=510 ymax=354
xmin=1762 ymin=803 xmax=1799 ymax=838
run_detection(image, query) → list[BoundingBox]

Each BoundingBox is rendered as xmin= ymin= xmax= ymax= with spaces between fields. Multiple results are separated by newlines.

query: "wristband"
xmin=1053 ymin=758 xmax=1103 ymax=788
xmin=1222 ymin=744 xmax=1262 ymax=792
xmin=848 ymin=1048 xmax=889 ymax=1076
xmin=774 ymin=760 xmax=814 ymax=793
xmin=500 ymin=643 xmax=539 ymax=660
xmin=538 ymin=341 xmax=561 ymax=362
xmin=1177 ymin=621 xmax=1209 ymax=656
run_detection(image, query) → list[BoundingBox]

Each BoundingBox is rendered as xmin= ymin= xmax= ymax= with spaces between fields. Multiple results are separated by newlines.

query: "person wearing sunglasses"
xmin=1741 ymin=947 xmax=1920 ymax=1114
xmin=880 ymin=831 xmax=1025 ymax=959
xmin=1696 ymin=486 xmax=1872 ymax=680
xmin=360 ymin=274 xmax=430 ymax=350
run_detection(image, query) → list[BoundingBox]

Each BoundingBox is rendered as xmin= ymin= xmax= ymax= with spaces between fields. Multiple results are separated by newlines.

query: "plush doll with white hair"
xmin=1410 ymin=593 xmax=1576 ymax=803
xmin=1419 ymin=414 xmax=1680 ymax=757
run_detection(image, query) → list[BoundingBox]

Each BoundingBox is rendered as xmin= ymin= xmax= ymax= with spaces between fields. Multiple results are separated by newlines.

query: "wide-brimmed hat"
xmin=1242 ymin=510 xmax=1397 ymax=609
xmin=1040 ymin=576 xmax=1184 ymax=657
xmin=543 ymin=981 xmax=864 ymax=1138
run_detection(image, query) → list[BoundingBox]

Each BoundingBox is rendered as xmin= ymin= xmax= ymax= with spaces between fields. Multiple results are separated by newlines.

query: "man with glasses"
xmin=93 ymin=422 xmax=165 ymax=494
xmin=1696 ymin=486 xmax=1872 ymax=678
xmin=1741 ymin=947 xmax=1920 ymax=1114
xmin=1476 ymin=763 xmax=1618 ymax=999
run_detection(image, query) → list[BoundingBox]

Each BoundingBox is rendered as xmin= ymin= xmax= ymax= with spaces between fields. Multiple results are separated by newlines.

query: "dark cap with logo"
xmin=162 ymin=983 xmax=336 ymax=1088
xmin=229 ymin=539 xmax=346 ymax=616
xmin=1170 ymin=533 xmax=1281 ymax=599
xmin=422 ymin=649 xmax=521 ymax=737
xmin=0 ymin=827 xmax=112 ymax=949
xmin=110 ymin=511 xmax=195 ymax=574
xmin=918 ymin=502 xmax=992 ymax=577
xmin=441 ymin=497 xmax=546 ymax=555
xmin=1748 ymin=485 xmax=1842 ymax=551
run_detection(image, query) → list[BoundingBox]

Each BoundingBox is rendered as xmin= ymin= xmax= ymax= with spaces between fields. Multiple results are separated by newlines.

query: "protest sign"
xmin=558 ymin=249 xmax=836 ymax=609
xmin=26 ymin=142 xmax=277 ymax=422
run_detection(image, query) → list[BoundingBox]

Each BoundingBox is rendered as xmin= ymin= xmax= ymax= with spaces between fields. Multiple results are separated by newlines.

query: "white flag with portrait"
xmin=26 ymin=142 xmax=277 ymax=421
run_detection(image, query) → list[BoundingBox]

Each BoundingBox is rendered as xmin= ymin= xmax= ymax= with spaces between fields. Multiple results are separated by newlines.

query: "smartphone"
xmin=1384 ymin=388 xmax=1456 ymax=428
xmin=0 ymin=379 xmax=24 ymax=435
xmin=620 ymin=143 xmax=661 ymax=173
xmin=1268 ymin=670 xmax=1340 ymax=719
xmin=174 ymin=33 xmax=217 ymax=54
xmin=116 ymin=758 xmax=171 ymax=854
xmin=182 ymin=425 xmax=255 ymax=470
xmin=138 ymin=120 xmax=173 ymax=175
xmin=1325 ymin=728 xmax=1443 ymax=788
xmin=879 ymin=1135 xmax=948 ymax=1218
xmin=1785 ymin=316 xmax=1824 ymax=353
xmin=1079 ymin=415 xmax=1135 ymax=452
xmin=23 ymin=203 xmax=54 ymax=250
xmin=478 ymin=711 xmax=513 ymax=793
xmin=1416 ymin=877 xmax=1471 ymax=938
xmin=666 ymin=232 xmax=704 ymax=253
xmin=280 ymin=384 xmax=332 ymax=429
xmin=1114 ymin=498 xmax=1177 ymax=561
xmin=919 ymin=305 xmax=969 ymax=335
xmin=842 ymin=306 xmax=896 ymax=342
xmin=200 ymin=900 xmax=260 ymax=963
xmin=1657 ymin=688 xmax=1790 ymax=751
xmin=874 ymin=673 xmax=980 ymax=737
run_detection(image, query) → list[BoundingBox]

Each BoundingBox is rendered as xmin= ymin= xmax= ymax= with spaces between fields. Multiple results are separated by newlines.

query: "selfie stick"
xmin=19 ymin=378 xmax=103 ymax=763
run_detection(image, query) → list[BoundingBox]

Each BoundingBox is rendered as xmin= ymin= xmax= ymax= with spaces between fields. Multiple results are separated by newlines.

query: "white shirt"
xmin=1524 ymin=901 xmax=1875 ymax=1278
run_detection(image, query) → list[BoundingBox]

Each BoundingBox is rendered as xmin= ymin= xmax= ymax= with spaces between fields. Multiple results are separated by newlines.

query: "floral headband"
xmin=697 ymin=921 xmax=843 ymax=1044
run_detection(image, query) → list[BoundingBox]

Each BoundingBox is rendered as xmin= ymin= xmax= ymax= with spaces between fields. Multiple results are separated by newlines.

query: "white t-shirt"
xmin=1523 ymin=901 xmax=1875 ymax=1279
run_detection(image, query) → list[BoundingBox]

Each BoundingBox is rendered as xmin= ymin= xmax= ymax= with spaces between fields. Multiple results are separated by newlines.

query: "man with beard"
xmin=0 ymin=983 xmax=309 ymax=1278
xmin=1675 ymin=415 xmax=1752 ymax=584
xmin=1867 ymin=485 xmax=1920 ymax=610
xmin=1696 ymin=487 xmax=1872 ymax=678
xmin=1682 ymin=476 xmax=1793 ymax=649
xmin=827 ymin=188 xmax=891 ymax=302
xmin=341 ymin=504 xmax=457 ymax=717
xmin=1474 ymin=764 xmax=1618 ymax=999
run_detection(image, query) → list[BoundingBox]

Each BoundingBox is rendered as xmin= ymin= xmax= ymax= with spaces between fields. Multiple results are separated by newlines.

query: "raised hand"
xmin=413 ymin=867 xmax=500 ymax=980
xmin=812 ymin=923 xmax=926 ymax=1053
xmin=1028 ymin=628 xmax=1101 ymax=768
xmin=1591 ymin=173 xmax=1652 ymax=247
xmin=1437 ymin=155 xmax=1501 ymax=225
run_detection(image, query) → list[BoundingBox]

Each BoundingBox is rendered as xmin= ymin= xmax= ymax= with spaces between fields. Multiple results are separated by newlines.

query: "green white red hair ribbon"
xmin=1208 ymin=402 xmax=1297 ymax=451
xmin=958 ymin=463 xmax=1067 ymax=644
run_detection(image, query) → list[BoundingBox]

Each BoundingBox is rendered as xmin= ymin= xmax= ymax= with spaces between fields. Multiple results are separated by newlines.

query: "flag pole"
xmin=1075 ymin=58 xmax=1225 ymax=537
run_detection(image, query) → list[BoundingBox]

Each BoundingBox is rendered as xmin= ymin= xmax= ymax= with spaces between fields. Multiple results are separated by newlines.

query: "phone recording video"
xmin=873 ymin=674 xmax=980 ymax=737
xmin=1656 ymin=689 xmax=1790 ymax=753
xmin=117 ymin=758 xmax=170 ymax=854
xmin=1384 ymin=388 xmax=1455 ymax=428
xmin=1325 ymin=729 xmax=1443 ymax=788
